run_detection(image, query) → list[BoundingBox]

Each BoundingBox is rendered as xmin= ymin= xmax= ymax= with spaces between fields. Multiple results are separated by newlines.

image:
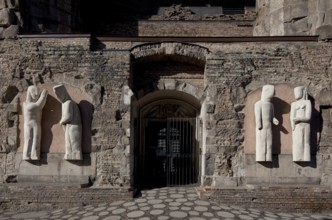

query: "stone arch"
xmin=130 ymin=42 xmax=210 ymax=63
xmin=136 ymin=80 xmax=205 ymax=104
xmin=129 ymin=42 xmax=208 ymax=188
xmin=134 ymin=90 xmax=201 ymax=188
xmin=138 ymin=90 xmax=201 ymax=118
xmin=130 ymin=42 xmax=208 ymax=101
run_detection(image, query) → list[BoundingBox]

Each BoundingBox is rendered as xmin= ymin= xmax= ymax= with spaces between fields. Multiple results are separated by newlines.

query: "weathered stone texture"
xmin=0 ymin=37 xmax=331 ymax=194
xmin=0 ymin=0 xmax=21 ymax=39
xmin=254 ymin=0 xmax=332 ymax=40
xmin=0 ymin=38 xmax=131 ymax=188
xmin=106 ymin=20 xmax=253 ymax=37
xmin=201 ymin=41 xmax=332 ymax=186
xmin=0 ymin=183 xmax=132 ymax=211
xmin=199 ymin=186 xmax=332 ymax=212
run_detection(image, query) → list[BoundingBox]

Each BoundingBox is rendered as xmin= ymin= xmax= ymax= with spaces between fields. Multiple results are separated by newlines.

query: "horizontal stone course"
xmin=199 ymin=186 xmax=332 ymax=212
xmin=0 ymin=183 xmax=133 ymax=211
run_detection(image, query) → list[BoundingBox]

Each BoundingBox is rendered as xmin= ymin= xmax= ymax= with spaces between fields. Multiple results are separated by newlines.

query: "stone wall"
xmin=0 ymin=0 xmax=21 ymax=38
xmin=254 ymin=0 xmax=332 ymax=40
xmin=200 ymin=41 xmax=332 ymax=187
xmin=0 ymin=183 xmax=132 ymax=211
xmin=199 ymin=186 xmax=332 ymax=212
xmin=0 ymin=37 xmax=332 ymax=192
xmin=0 ymin=37 xmax=131 ymax=187
xmin=100 ymin=20 xmax=253 ymax=37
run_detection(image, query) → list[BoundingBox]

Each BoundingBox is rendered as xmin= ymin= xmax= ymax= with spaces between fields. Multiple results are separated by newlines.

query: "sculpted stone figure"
xmin=23 ymin=85 xmax=48 ymax=160
xmin=255 ymin=85 xmax=279 ymax=162
xmin=290 ymin=86 xmax=312 ymax=162
xmin=53 ymin=85 xmax=82 ymax=160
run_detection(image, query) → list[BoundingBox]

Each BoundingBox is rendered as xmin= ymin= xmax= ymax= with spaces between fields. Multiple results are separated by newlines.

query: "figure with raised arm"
xmin=23 ymin=85 xmax=48 ymax=160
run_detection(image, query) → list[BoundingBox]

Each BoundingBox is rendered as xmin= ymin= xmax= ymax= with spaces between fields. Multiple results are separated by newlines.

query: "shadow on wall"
xmin=308 ymin=95 xmax=321 ymax=155
xmin=41 ymin=95 xmax=61 ymax=153
xmin=79 ymin=100 xmax=94 ymax=154
xmin=272 ymin=97 xmax=290 ymax=154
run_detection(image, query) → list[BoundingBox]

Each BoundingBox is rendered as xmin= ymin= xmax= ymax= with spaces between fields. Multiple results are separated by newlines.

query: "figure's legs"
xmin=266 ymin=129 xmax=272 ymax=161
xmin=256 ymin=131 xmax=266 ymax=161
xmin=30 ymin=125 xmax=40 ymax=160
xmin=70 ymin=128 xmax=82 ymax=160
xmin=64 ymin=128 xmax=71 ymax=160
xmin=23 ymin=125 xmax=31 ymax=160
xmin=303 ymin=125 xmax=311 ymax=161
xmin=292 ymin=126 xmax=302 ymax=161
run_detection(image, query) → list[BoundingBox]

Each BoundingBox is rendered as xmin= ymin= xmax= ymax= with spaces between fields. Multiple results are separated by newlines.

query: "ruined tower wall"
xmin=254 ymin=0 xmax=332 ymax=40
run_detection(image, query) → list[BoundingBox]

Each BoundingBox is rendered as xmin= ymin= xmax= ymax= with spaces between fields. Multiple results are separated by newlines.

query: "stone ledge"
xmin=198 ymin=185 xmax=332 ymax=212
xmin=0 ymin=183 xmax=133 ymax=211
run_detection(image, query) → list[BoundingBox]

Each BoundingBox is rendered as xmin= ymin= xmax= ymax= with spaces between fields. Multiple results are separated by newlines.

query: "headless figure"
xmin=255 ymin=85 xmax=279 ymax=162
xmin=23 ymin=85 xmax=48 ymax=160
xmin=53 ymin=85 xmax=82 ymax=160
xmin=290 ymin=86 xmax=312 ymax=162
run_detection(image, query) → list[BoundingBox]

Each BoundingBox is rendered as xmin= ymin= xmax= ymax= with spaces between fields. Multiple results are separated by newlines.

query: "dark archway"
xmin=130 ymin=42 xmax=207 ymax=188
xmin=135 ymin=91 xmax=201 ymax=188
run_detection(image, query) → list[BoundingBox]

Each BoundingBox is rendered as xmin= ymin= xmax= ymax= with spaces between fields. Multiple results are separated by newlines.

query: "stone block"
xmin=324 ymin=9 xmax=332 ymax=25
xmin=285 ymin=17 xmax=310 ymax=35
xmin=16 ymin=153 xmax=96 ymax=184
xmin=317 ymin=88 xmax=332 ymax=105
xmin=316 ymin=25 xmax=332 ymax=40
xmin=0 ymin=1 xmax=6 ymax=9
xmin=212 ymin=176 xmax=238 ymax=187
xmin=270 ymin=0 xmax=284 ymax=12
xmin=0 ymin=27 xmax=4 ymax=38
xmin=3 ymin=24 xmax=18 ymax=38
xmin=319 ymin=0 xmax=332 ymax=11
xmin=0 ymin=8 xmax=13 ymax=27
xmin=284 ymin=1 xmax=309 ymax=22
xmin=157 ymin=80 xmax=165 ymax=90
xmin=269 ymin=9 xmax=285 ymax=36
xmin=6 ymin=0 xmax=19 ymax=9
xmin=164 ymin=79 xmax=175 ymax=90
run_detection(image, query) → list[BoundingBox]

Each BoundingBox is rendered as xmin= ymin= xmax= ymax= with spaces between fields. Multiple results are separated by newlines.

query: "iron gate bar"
xmin=142 ymin=117 xmax=197 ymax=187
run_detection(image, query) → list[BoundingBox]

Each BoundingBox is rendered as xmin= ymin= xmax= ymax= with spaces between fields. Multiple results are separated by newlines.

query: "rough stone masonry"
xmin=0 ymin=0 xmax=332 ymax=212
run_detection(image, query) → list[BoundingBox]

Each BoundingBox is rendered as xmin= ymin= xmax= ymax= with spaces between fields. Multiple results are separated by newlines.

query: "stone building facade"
xmin=1 ymin=0 xmax=332 ymax=211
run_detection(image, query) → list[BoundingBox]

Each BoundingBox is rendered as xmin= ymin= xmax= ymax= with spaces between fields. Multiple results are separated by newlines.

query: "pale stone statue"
xmin=23 ymin=85 xmax=48 ymax=160
xmin=290 ymin=86 xmax=312 ymax=162
xmin=53 ymin=85 xmax=82 ymax=160
xmin=255 ymin=85 xmax=279 ymax=162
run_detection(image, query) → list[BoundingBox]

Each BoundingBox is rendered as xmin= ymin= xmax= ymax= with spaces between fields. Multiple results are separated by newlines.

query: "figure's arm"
xmin=290 ymin=103 xmax=296 ymax=130
xmin=60 ymin=101 xmax=73 ymax=125
xmin=36 ymin=89 xmax=48 ymax=108
xmin=255 ymin=102 xmax=262 ymax=130
xmin=303 ymin=101 xmax=312 ymax=122
xmin=272 ymin=104 xmax=279 ymax=125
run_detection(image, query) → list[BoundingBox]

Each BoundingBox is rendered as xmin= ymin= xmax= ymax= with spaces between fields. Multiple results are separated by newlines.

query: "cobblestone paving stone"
xmin=1 ymin=187 xmax=332 ymax=219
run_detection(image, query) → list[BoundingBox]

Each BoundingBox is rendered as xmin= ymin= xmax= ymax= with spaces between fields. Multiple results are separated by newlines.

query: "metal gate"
xmin=141 ymin=118 xmax=198 ymax=187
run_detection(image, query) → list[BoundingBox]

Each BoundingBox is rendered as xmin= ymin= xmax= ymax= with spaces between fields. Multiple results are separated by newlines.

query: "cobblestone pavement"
xmin=1 ymin=187 xmax=332 ymax=220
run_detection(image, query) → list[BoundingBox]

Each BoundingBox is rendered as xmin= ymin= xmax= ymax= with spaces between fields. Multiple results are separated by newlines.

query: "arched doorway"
xmin=135 ymin=91 xmax=201 ymax=188
xmin=130 ymin=42 xmax=208 ymax=188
